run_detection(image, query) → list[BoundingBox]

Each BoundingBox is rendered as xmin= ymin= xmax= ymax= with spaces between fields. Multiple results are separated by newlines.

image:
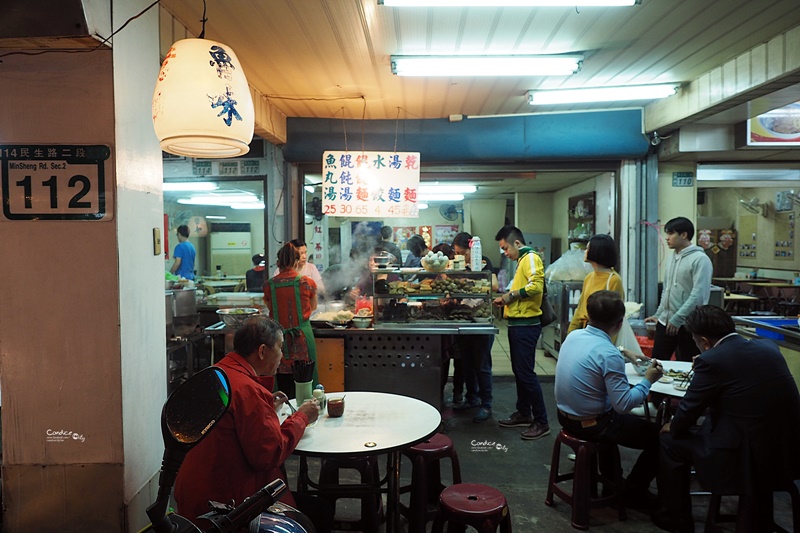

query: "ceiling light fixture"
xmin=304 ymin=185 xmax=315 ymax=193
xmin=418 ymin=203 xmax=429 ymax=210
xmin=205 ymin=215 xmax=227 ymax=219
xmin=419 ymin=185 xmax=477 ymax=194
xmin=163 ymin=182 xmax=219 ymax=192
xmin=391 ymin=55 xmax=582 ymax=77
xmin=527 ymin=83 xmax=680 ymax=105
xmin=381 ymin=0 xmax=638 ymax=5
xmin=418 ymin=193 xmax=465 ymax=202
xmin=153 ymin=36 xmax=255 ymax=158
xmin=177 ymin=193 xmax=262 ymax=206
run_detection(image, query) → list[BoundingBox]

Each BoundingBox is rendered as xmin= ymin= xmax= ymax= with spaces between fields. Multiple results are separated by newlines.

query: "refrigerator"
xmin=541 ymin=280 xmax=584 ymax=359
xmin=523 ymin=233 xmax=552 ymax=269
xmin=209 ymin=230 xmax=252 ymax=277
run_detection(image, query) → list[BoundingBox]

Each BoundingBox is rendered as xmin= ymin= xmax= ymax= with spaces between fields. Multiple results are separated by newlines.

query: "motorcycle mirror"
xmin=164 ymin=367 xmax=230 ymax=449
xmin=147 ymin=367 xmax=231 ymax=533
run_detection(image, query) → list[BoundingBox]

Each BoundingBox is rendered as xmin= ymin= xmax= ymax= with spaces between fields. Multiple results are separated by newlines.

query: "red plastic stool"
xmin=400 ymin=433 xmax=462 ymax=532
xmin=431 ymin=483 xmax=512 ymax=533
xmin=318 ymin=455 xmax=384 ymax=531
xmin=705 ymin=481 xmax=800 ymax=533
xmin=545 ymin=429 xmax=626 ymax=530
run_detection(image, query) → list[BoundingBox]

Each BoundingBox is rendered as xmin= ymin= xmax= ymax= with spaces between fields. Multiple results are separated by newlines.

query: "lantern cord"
xmin=393 ymin=107 xmax=400 ymax=154
xmin=199 ymin=0 xmax=208 ymax=39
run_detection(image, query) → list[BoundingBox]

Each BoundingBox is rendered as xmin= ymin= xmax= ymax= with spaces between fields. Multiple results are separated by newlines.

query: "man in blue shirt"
xmin=170 ymin=224 xmax=196 ymax=280
xmin=555 ymin=290 xmax=663 ymax=509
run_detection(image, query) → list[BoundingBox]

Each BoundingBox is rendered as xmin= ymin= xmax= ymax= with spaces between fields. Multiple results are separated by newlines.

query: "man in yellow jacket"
xmin=493 ymin=225 xmax=550 ymax=440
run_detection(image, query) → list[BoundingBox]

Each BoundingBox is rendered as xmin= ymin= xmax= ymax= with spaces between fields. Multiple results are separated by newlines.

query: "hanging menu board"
xmin=321 ymin=151 xmax=420 ymax=219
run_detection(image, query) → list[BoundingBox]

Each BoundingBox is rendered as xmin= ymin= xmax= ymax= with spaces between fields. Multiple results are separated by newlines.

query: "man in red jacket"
xmin=175 ymin=316 xmax=328 ymax=530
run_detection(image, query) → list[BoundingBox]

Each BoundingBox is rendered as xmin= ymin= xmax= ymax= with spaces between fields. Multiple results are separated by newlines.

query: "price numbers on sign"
xmin=1 ymin=145 xmax=111 ymax=221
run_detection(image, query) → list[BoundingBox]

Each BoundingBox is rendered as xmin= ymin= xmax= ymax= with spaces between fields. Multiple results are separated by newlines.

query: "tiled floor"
xmin=453 ymin=320 xmax=557 ymax=379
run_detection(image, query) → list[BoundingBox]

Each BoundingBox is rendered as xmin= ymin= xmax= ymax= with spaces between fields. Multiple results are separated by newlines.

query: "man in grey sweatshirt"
xmin=645 ymin=217 xmax=713 ymax=362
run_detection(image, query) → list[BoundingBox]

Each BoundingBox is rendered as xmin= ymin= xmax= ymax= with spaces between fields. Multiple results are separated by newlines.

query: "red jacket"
xmin=174 ymin=352 xmax=309 ymax=523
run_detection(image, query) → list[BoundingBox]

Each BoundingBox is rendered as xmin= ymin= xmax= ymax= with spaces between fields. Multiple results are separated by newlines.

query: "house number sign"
xmin=1 ymin=144 xmax=112 ymax=221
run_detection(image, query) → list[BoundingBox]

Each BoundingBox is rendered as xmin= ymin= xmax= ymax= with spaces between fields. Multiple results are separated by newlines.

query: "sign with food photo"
xmin=746 ymin=102 xmax=800 ymax=145
xmin=321 ymin=151 xmax=421 ymax=218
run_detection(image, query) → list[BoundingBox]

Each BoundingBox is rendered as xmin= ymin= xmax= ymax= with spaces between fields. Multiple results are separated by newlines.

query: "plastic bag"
xmin=617 ymin=318 xmax=645 ymax=357
xmin=545 ymin=250 xmax=593 ymax=282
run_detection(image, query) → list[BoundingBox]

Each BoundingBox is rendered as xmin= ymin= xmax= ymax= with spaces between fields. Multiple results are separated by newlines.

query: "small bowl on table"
xmin=421 ymin=259 xmax=448 ymax=273
xmin=352 ymin=316 xmax=373 ymax=329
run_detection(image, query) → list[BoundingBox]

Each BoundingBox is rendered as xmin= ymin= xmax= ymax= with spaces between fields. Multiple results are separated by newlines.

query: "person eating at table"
xmin=265 ymin=242 xmax=319 ymax=397
xmin=175 ymin=316 xmax=332 ymax=532
xmin=555 ymin=290 xmax=664 ymax=511
xmin=653 ymin=305 xmax=800 ymax=533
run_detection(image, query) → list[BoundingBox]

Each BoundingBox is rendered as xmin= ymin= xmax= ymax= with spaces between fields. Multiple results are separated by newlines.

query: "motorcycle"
xmin=143 ymin=366 xmax=315 ymax=533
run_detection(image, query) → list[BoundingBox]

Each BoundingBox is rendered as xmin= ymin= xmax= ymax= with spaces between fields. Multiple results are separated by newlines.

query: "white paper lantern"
xmin=153 ymin=38 xmax=254 ymax=158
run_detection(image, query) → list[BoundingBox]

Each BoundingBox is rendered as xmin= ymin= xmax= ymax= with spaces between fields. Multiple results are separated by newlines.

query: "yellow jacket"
xmin=567 ymin=270 xmax=624 ymax=333
xmin=505 ymin=247 xmax=544 ymax=324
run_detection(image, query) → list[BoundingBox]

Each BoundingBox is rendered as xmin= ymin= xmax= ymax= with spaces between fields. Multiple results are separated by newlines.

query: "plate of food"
xmin=658 ymin=376 xmax=674 ymax=384
xmin=673 ymin=381 xmax=691 ymax=391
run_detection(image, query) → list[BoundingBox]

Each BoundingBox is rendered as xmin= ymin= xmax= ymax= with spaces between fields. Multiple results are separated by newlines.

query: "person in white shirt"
xmin=273 ymin=239 xmax=325 ymax=297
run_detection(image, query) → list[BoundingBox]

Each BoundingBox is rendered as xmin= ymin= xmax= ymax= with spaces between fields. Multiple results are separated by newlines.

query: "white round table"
xmin=286 ymin=391 xmax=442 ymax=533
xmin=625 ymin=360 xmax=693 ymax=398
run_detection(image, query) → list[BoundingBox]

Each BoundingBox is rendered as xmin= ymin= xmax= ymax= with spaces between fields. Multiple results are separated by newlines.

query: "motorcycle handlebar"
xmin=203 ymin=479 xmax=287 ymax=533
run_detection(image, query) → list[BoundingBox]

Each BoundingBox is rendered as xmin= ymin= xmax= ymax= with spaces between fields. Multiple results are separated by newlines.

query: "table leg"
xmin=387 ymin=451 xmax=400 ymax=533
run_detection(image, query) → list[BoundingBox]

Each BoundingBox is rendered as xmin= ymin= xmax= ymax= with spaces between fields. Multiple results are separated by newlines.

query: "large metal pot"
xmin=173 ymin=288 xmax=198 ymax=317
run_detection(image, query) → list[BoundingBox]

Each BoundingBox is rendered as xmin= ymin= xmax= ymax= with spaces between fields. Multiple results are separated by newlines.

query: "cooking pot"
xmin=173 ymin=288 xmax=198 ymax=317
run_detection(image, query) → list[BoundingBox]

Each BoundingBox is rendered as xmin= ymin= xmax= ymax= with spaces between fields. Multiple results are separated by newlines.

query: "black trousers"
xmin=557 ymin=410 xmax=660 ymax=491
xmin=656 ymin=430 xmax=698 ymax=529
xmin=652 ymin=322 xmax=700 ymax=362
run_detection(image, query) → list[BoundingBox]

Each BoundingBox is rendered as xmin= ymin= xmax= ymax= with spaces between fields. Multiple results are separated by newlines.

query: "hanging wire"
xmin=360 ymin=96 xmax=367 ymax=154
xmin=393 ymin=107 xmax=401 ymax=154
xmin=339 ymin=107 xmax=348 ymax=152
xmin=0 ymin=0 xmax=161 ymax=61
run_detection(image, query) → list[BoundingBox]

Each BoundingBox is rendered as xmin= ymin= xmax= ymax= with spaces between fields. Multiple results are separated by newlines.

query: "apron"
xmin=267 ymin=275 xmax=319 ymax=385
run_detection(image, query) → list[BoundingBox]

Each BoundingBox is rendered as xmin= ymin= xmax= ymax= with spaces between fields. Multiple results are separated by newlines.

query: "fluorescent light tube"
xmin=163 ymin=182 xmax=218 ymax=192
xmin=205 ymin=215 xmax=227 ymax=219
xmin=418 ymin=203 xmax=429 ymax=210
xmin=527 ymin=84 xmax=679 ymax=105
xmin=231 ymin=202 xmax=266 ymax=209
xmin=391 ymin=55 xmax=582 ymax=77
xmin=178 ymin=194 xmax=261 ymax=206
xmin=304 ymin=185 xmax=315 ymax=193
xmin=418 ymin=193 xmax=465 ymax=202
xmin=381 ymin=0 xmax=637 ymax=5
xmin=419 ymin=185 xmax=477 ymax=194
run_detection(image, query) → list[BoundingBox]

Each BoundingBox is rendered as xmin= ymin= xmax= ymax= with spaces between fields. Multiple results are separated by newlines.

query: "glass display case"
xmin=372 ymin=269 xmax=494 ymax=327
xmin=541 ymin=279 xmax=585 ymax=359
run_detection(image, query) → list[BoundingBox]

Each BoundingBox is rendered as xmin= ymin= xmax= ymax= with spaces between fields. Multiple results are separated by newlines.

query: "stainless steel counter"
xmin=313 ymin=324 xmax=498 ymax=336
xmin=733 ymin=316 xmax=800 ymax=346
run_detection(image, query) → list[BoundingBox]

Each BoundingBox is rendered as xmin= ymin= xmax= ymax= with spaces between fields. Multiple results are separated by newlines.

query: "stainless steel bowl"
xmin=216 ymin=307 xmax=260 ymax=327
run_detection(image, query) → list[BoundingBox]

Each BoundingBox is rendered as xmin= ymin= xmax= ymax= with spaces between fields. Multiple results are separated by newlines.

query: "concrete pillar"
xmin=0 ymin=1 xmax=164 ymax=531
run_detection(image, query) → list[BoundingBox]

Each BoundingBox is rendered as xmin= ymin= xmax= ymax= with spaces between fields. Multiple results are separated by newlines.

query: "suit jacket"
xmin=670 ymin=334 xmax=800 ymax=494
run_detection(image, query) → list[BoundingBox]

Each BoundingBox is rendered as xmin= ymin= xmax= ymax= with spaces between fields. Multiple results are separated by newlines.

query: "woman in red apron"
xmin=264 ymin=242 xmax=319 ymax=397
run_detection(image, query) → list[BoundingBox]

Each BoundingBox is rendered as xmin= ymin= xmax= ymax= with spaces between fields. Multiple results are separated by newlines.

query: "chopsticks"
xmin=677 ymin=369 xmax=694 ymax=389
xmin=292 ymin=360 xmax=315 ymax=382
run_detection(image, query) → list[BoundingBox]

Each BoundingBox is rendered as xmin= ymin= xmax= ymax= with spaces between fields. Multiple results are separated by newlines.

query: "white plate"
xmin=658 ymin=376 xmax=673 ymax=384
xmin=673 ymin=382 xmax=690 ymax=391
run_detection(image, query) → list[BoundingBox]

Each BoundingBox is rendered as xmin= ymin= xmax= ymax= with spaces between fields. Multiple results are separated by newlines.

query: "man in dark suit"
xmin=653 ymin=305 xmax=800 ymax=532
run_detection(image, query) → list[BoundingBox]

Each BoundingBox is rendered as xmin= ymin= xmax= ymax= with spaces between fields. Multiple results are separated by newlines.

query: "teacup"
xmin=327 ymin=397 xmax=345 ymax=418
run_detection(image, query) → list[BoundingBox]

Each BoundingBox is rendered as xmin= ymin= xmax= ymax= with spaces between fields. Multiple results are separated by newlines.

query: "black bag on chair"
xmin=540 ymin=282 xmax=557 ymax=327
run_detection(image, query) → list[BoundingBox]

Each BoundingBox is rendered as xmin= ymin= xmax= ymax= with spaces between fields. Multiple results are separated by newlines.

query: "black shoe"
xmin=453 ymin=399 xmax=480 ymax=411
xmin=622 ymin=489 xmax=657 ymax=512
xmin=651 ymin=510 xmax=693 ymax=533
